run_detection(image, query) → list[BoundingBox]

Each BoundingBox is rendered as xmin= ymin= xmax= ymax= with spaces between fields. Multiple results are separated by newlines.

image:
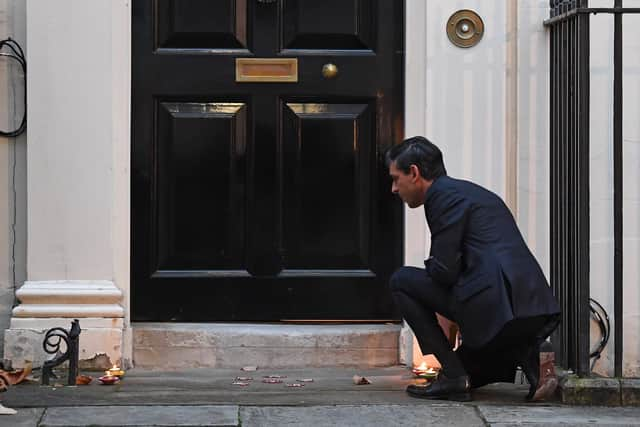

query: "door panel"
xmin=156 ymin=102 xmax=248 ymax=272
xmin=132 ymin=0 xmax=404 ymax=321
xmin=156 ymin=0 xmax=250 ymax=50
xmin=282 ymin=102 xmax=373 ymax=271
xmin=281 ymin=0 xmax=374 ymax=50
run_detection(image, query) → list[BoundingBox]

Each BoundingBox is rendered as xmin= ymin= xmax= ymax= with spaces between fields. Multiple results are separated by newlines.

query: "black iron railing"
xmin=544 ymin=0 xmax=638 ymax=377
xmin=42 ymin=319 xmax=81 ymax=386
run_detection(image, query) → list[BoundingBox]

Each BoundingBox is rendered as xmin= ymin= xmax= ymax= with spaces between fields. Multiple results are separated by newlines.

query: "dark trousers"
xmin=390 ymin=266 xmax=551 ymax=388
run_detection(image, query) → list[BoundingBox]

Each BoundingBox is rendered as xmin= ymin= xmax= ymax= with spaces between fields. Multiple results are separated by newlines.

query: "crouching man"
xmin=387 ymin=136 xmax=560 ymax=402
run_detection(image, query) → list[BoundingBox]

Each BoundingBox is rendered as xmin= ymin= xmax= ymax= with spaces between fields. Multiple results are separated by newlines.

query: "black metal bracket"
xmin=41 ymin=319 xmax=81 ymax=386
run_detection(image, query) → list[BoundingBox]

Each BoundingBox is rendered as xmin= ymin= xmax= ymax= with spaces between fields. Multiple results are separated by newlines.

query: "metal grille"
xmin=544 ymin=0 xmax=638 ymax=376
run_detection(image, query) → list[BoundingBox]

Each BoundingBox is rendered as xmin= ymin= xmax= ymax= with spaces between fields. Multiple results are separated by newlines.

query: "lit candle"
xmin=106 ymin=365 xmax=125 ymax=377
xmin=412 ymin=362 xmax=428 ymax=375
xmin=412 ymin=362 xmax=438 ymax=379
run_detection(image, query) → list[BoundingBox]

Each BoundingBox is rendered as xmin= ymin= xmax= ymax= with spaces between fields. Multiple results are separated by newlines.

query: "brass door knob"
xmin=322 ymin=63 xmax=338 ymax=79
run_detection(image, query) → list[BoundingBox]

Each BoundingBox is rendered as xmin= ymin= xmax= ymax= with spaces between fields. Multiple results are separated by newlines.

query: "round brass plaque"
xmin=446 ymin=10 xmax=484 ymax=48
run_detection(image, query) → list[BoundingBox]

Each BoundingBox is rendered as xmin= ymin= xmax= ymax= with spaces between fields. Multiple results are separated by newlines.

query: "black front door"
xmin=132 ymin=0 xmax=404 ymax=321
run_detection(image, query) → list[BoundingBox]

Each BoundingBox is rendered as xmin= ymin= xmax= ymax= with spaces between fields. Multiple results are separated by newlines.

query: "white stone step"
xmin=132 ymin=323 xmax=401 ymax=369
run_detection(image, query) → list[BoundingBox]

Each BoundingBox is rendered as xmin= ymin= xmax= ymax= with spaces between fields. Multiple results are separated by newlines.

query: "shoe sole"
xmin=407 ymin=391 xmax=472 ymax=402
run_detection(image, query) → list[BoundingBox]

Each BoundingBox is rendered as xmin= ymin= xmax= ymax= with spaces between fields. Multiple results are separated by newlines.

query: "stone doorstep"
xmin=558 ymin=374 xmax=640 ymax=406
xmin=132 ymin=322 xmax=402 ymax=369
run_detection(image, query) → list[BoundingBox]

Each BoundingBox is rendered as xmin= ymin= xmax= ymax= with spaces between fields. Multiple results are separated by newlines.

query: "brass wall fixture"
xmin=236 ymin=58 xmax=298 ymax=83
xmin=446 ymin=10 xmax=484 ymax=48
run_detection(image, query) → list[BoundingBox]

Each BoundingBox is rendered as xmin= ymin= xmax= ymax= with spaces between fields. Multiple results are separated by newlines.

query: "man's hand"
xmin=437 ymin=314 xmax=460 ymax=349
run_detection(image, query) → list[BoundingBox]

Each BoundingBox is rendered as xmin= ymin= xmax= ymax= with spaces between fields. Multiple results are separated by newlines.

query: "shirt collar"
xmin=424 ymin=175 xmax=444 ymax=204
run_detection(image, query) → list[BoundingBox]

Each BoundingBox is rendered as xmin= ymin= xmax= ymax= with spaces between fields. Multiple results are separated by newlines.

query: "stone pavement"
xmin=0 ymin=367 xmax=639 ymax=426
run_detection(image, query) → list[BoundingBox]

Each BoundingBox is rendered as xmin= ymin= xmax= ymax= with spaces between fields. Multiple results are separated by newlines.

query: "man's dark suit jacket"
xmin=423 ymin=175 xmax=560 ymax=349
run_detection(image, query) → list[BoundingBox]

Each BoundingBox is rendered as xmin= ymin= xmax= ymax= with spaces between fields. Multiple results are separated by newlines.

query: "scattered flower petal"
xmin=353 ymin=375 xmax=371 ymax=385
xmin=76 ymin=375 xmax=93 ymax=385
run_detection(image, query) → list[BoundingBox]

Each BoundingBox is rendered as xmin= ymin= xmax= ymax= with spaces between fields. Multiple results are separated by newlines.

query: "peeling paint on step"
xmin=79 ymin=353 xmax=112 ymax=370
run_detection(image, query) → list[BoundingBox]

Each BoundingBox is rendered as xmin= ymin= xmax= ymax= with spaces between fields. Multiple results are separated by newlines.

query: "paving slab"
xmin=0 ymin=407 xmax=44 ymax=427
xmin=240 ymin=404 xmax=485 ymax=427
xmin=39 ymin=405 xmax=238 ymax=427
xmin=478 ymin=404 xmax=640 ymax=426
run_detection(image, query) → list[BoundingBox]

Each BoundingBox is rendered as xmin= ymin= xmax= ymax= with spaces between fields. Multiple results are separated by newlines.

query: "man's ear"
xmin=409 ymin=164 xmax=421 ymax=181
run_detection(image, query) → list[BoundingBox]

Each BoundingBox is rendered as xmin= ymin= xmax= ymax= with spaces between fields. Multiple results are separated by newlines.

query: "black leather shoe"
xmin=520 ymin=343 xmax=541 ymax=400
xmin=406 ymin=374 xmax=471 ymax=401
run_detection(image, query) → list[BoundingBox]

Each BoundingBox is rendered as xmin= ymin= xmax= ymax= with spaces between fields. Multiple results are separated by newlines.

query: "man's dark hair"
xmin=385 ymin=136 xmax=447 ymax=180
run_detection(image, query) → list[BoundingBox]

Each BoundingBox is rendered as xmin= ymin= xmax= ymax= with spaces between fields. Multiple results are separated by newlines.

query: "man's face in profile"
xmin=389 ymin=161 xmax=425 ymax=208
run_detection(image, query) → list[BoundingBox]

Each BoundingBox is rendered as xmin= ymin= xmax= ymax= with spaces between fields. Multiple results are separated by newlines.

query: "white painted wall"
xmin=24 ymin=0 xmax=131 ymax=361
xmin=621 ymin=7 xmax=640 ymax=379
xmin=424 ymin=0 xmax=508 ymax=195
xmin=28 ymin=0 xmax=116 ymax=280
xmin=0 ymin=0 xmax=26 ymax=358
xmin=516 ymin=0 xmax=551 ymax=275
